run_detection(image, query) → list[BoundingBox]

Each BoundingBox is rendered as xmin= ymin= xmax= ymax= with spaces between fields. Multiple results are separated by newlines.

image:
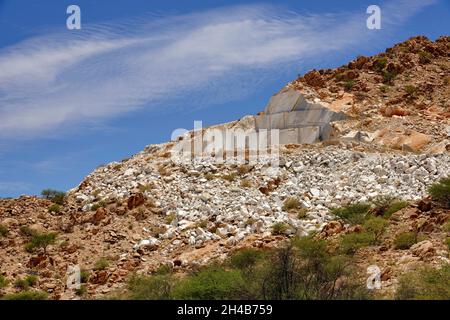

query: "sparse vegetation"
xmin=25 ymin=232 xmax=57 ymax=253
xmin=204 ymin=173 xmax=215 ymax=181
xmin=382 ymin=70 xmax=397 ymax=85
xmin=41 ymin=189 xmax=66 ymax=205
xmin=221 ymin=173 xmax=237 ymax=182
xmin=282 ymin=197 xmax=300 ymax=212
xmin=330 ymin=203 xmax=371 ymax=225
xmin=91 ymin=201 xmax=106 ymax=211
xmin=14 ymin=275 xmax=38 ymax=290
xmin=0 ymin=224 xmax=8 ymax=237
xmin=240 ymin=179 xmax=252 ymax=188
xmin=404 ymin=84 xmax=417 ymax=97
xmin=236 ymin=164 xmax=251 ymax=175
xmin=344 ymin=80 xmax=355 ymax=91
xmin=428 ymin=176 xmax=450 ymax=208
xmin=94 ymin=257 xmax=110 ymax=271
xmin=297 ymin=208 xmax=308 ymax=219
xmin=373 ymin=57 xmax=387 ymax=71
xmin=363 ymin=217 xmax=389 ymax=242
xmin=340 ymin=232 xmax=375 ymax=255
xmin=395 ymin=264 xmax=450 ymax=300
xmin=48 ymin=204 xmax=61 ymax=213
xmin=0 ymin=275 xmax=8 ymax=289
xmin=371 ymin=196 xmax=408 ymax=218
xmin=271 ymin=222 xmax=288 ymax=235
xmin=1 ymin=290 xmax=48 ymax=300
xmin=394 ymin=232 xmax=423 ymax=250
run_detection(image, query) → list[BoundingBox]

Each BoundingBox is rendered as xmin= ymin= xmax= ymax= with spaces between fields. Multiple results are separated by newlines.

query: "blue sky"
xmin=0 ymin=0 xmax=449 ymax=197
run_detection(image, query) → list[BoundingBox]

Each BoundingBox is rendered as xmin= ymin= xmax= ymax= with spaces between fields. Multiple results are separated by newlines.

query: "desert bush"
xmin=0 ymin=224 xmax=8 ymax=237
xmin=14 ymin=275 xmax=37 ymax=290
xmin=344 ymin=80 xmax=355 ymax=91
xmin=221 ymin=173 xmax=237 ymax=182
xmin=340 ymin=232 xmax=375 ymax=255
xmin=271 ymin=222 xmax=288 ymax=235
xmin=204 ymin=173 xmax=215 ymax=181
xmin=80 ymin=269 xmax=90 ymax=283
xmin=297 ymin=208 xmax=308 ymax=219
xmin=363 ymin=217 xmax=389 ymax=242
xmin=428 ymin=176 xmax=450 ymax=208
xmin=19 ymin=226 xmax=35 ymax=237
xmin=371 ymin=196 xmax=408 ymax=218
xmin=240 ymin=179 xmax=252 ymax=188
xmin=127 ymin=274 xmax=173 ymax=300
xmin=282 ymin=197 xmax=300 ymax=212
xmin=94 ymin=257 xmax=110 ymax=271
xmin=0 ymin=275 xmax=8 ymax=289
xmin=373 ymin=57 xmax=387 ymax=71
xmin=172 ymin=267 xmax=245 ymax=300
xmin=442 ymin=221 xmax=450 ymax=233
xmin=91 ymin=201 xmax=106 ymax=211
xmin=404 ymin=85 xmax=417 ymax=96
xmin=75 ymin=284 xmax=88 ymax=296
xmin=394 ymin=232 xmax=421 ymax=250
xmin=382 ymin=70 xmax=397 ymax=85
xmin=41 ymin=189 xmax=66 ymax=205
xmin=48 ymin=204 xmax=61 ymax=214
xmin=1 ymin=290 xmax=48 ymax=300
xmin=229 ymin=248 xmax=266 ymax=271
xmin=331 ymin=203 xmax=371 ymax=225
xmin=395 ymin=264 xmax=450 ymax=300
xmin=445 ymin=238 xmax=450 ymax=250
xmin=236 ymin=164 xmax=251 ymax=175
xmin=25 ymin=232 xmax=57 ymax=253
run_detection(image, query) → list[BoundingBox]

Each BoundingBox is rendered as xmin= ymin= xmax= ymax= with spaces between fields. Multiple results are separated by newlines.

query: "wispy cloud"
xmin=0 ymin=0 xmax=436 ymax=139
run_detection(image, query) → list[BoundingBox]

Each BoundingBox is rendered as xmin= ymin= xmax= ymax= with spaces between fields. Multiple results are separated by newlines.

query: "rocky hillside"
xmin=291 ymin=35 xmax=449 ymax=153
xmin=0 ymin=36 xmax=449 ymax=300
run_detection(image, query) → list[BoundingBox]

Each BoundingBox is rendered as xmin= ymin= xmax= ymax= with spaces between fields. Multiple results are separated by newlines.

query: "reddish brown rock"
xmin=127 ymin=193 xmax=145 ymax=210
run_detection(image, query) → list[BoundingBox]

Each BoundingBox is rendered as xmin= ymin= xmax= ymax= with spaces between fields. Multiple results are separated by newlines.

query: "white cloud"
xmin=0 ymin=1 xmax=436 ymax=138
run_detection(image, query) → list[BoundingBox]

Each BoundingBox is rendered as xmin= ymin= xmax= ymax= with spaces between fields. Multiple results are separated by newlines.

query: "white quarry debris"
xmin=71 ymin=144 xmax=450 ymax=251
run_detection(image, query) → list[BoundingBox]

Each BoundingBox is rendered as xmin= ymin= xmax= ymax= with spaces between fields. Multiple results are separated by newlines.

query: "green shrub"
xmin=240 ymin=179 xmax=252 ymax=188
xmin=221 ymin=173 xmax=237 ymax=182
xmin=442 ymin=221 xmax=450 ymax=233
xmin=395 ymin=264 xmax=450 ymax=300
xmin=25 ymin=232 xmax=57 ymax=253
xmin=0 ymin=275 xmax=8 ymax=289
xmin=428 ymin=176 xmax=450 ymax=208
xmin=404 ymin=85 xmax=417 ymax=96
xmin=331 ymin=203 xmax=371 ymax=225
xmin=363 ymin=217 xmax=389 ymax=242
xmin=91 ymin=201 xmax=106 ymax=211
xmin=271 ymin=222 xmax=288 ymax=235
xmin=373 ymin=57 xmax=387 ymax=71
xmin=236 ymin=164 xmax=251 ymax=175
xmin=41 ymin=189 xmax=66 ymax=205
xmin=0 ymin=224 xmax=8 ymax=237
xmin=340 ymin=232 xmax=375 ymax=255
xmin=384 ymin=200 xmax=409 ymax=217
xmin=297 ymin=208 xmax=308 ymax=219
xmin=127 ymin=274 xmax=173 ymax=300
xmin=80 ymin=269 xmax=90 ymax=283
xmin=94 ymin=257 xmax=110 ymax=271
xmin=445 ymin=238 xmax=450 ymax=250
xmin=229 ymin=248 xmax=266 ymax=271
xmin=19 ymin=226 xmax=35 ymax=237
xmin=344 ymin=80 xmax=355 ymax=91
xmin=14 ymin=275 xmax=37 ymax=290
xmin=75 ymin=284 xmax=88 ymax=296
xmin=282 ymin=197 xmax=300 ymax=212
xmin=172 ymin=267 xmax=245 ymax=300
xmin=48 ymin=204 xmax=61 ymax=213
xmin=382 ymin=70 xmax=397 ymax=85
xmin=394 ymin=232 xmax=419 ymax=250
xmin=204 ymin=173 xmax=215 ymax=181
xmin=1 ymin=290 xmax=48 ymax=300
